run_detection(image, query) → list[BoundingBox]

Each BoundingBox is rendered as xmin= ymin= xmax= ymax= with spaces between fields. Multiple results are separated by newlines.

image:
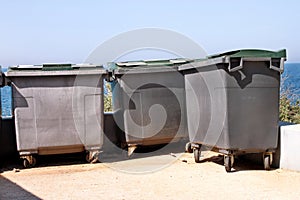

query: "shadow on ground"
xmin=0 ymin=140 xmax=188 ymax=172
xmin=100 ymin=140 xmax=187 ymax=163
xmin=0 ymin=152 xmax=88 ymax=173
xmin=0 ymin=175 xmax=41 ymax=200
xmin=0 ymin=140 xmax=277 ymax=173
xmin=197 ymin=154 xmax=276 ymax=172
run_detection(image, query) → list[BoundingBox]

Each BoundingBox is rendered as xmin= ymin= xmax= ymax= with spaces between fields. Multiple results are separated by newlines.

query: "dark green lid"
xmin=42 ymin=63 xmax=73 ymax=71
xmin=9 ymin=63 xmax=103 ymax=71
xmin=178 ymin=49 xmax=287 ymax=72
xmin=108 ymin=58 xmax=193 ymax=72
xmin=208 ymin=49 xmax=286 ymax=59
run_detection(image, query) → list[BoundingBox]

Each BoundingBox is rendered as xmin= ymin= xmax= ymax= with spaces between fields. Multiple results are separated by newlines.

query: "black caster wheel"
xmin=264 ymin=154 xmax=271 ymax=170
xmin=22 ymin=156 xmax=36 ymax=168
xmin=193 ymin=148 xmax=201 ymax=163
xmin=185 ymin=142 xmax=193 ymax=153
xmin=86 ymin=152 xmax=99 ymax=164
xmin=224 ymin=155 xmax=233 ymax=172
xmin=23 ymin=159 xmax=30 ymax=168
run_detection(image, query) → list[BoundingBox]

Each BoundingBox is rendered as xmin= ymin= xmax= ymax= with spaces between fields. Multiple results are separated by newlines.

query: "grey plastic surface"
xmin=112 ymin=69 xmax=187 ymax=147
xmin=6 ymin=68 xmax=105 ymax=156
xmin=182 ymin=59 xmax=283 ymax=152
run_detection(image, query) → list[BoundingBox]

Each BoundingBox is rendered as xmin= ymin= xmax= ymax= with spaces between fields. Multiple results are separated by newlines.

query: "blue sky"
xmin=0 ymin=0 xmax=299 ymax=67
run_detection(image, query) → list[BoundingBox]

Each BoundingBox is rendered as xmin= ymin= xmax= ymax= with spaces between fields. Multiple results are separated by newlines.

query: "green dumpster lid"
xmin=208 ymin=49 xmax=286 ymax=59
xmin=115 ymin=58 xmax=192 ymax=67
xmin=9 ymin=63 xmax=103 ymax=71
xmin=6 ymin=63 xmax=106 ymax=76
xmin=42 ymin=63 xmax=73 ymax=71
xmin=109 ymin=58 xmax=194 ymax=74
xmin=9 ymin=65 xmax=43 ymax=70
xmin=178 ymin=49 xmax=287 ymax=72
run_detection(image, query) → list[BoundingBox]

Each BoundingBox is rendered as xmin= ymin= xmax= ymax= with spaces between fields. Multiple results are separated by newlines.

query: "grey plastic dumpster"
xmin=5 ymin=63 xmax=106 ymax=167
xmin=178 ymin=49 xmax=286 ymax=172
xmin=109 ymin=59 xmax=191 ymax=155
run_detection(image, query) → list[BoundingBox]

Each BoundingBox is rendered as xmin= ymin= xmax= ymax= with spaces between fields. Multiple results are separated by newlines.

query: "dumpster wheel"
xmin=22 ymin=155 xmax=36 ymax=168
xmin=263 ymin=154 xmax=272 ymax=170
xmin=86 ymin=151 xmax=100 ymax=164
xmin=193 ymin=148 xmax=201 ymax=163
xmin=185 ymin=142 xmax=193 ymax=153
xmin=224 ymin=155 xmax=234 ymax=172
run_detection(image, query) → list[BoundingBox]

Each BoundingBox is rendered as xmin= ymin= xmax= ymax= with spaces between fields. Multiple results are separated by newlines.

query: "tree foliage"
xmin=104 ymin=81 xmax=113 ymax=112
xmin=280 ymin=74 xmax=300 ymax=123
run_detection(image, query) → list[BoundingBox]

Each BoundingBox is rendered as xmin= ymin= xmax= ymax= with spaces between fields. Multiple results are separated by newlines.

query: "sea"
xmin=1 ymin=63 xmax=300 ymax=117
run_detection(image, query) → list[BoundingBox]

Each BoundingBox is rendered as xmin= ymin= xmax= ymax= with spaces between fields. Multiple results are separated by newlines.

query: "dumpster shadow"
xmin=33 ymin=152 xmax=88 ymax=168
xmin=1 ymin=140 xmax=187 ymax=170
xmin=0 ymin=151 xmax=22 ymax=173
xmin=199 ymin=154 xmax=223 ymax=165
xmin=100 ymin=140 xmax=188 ymax=163
xmin=1 ymin=152 xmax=89 ymax=172
xmin=199 ymin=154 xmax=276 ymax=172
xmin=0 ymin=176 xmax=41 ymax=199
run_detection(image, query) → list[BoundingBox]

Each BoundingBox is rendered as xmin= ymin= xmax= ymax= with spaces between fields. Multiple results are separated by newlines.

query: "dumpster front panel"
xmin=11 ymin=74 xmax=104 ymax=155
xmin=185 ymin=57 xmax=282 ymax=152
xmin=226 ymin=87 xmax=279 ymax=150
xmin=113 ymin=71 xmax=187 ymax=146
xmin=225 ymin=61 xmax=280 ymax=150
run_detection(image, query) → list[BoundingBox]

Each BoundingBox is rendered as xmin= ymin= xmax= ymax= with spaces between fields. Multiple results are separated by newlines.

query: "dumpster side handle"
xmin=269 ymin=57 xmax=285 ymax=73
xmin=227 ymin=57 xmax=243 ymax=72
xmin=228 ymin=57 xmax=285 ymax=73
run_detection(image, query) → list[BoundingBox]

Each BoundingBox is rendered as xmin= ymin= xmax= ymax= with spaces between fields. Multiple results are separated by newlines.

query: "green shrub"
xmin=280 ymin=75 xmax=300 ymax=123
